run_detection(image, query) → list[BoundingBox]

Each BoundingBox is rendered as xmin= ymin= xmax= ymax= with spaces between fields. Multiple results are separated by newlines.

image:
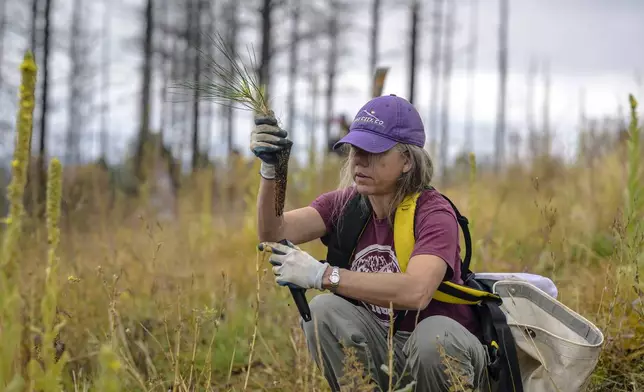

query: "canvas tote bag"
xmin=491 ymin=279 xmax=605 ymax=392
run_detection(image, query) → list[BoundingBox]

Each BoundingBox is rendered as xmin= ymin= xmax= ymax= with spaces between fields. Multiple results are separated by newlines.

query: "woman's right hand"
xmin=250 ymin=110 xmax=292 ymax=168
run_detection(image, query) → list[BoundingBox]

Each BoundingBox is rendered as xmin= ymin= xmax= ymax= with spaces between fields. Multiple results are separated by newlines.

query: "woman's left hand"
xmin=258 ymin=242 xmax=329 ymax=290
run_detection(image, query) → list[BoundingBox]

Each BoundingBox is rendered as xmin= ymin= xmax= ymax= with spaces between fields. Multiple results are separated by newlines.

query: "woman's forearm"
xmin=257 ymin=176 xmax=285 ymax=242
xmin=321 ymin=268 xmax=430 ymax=311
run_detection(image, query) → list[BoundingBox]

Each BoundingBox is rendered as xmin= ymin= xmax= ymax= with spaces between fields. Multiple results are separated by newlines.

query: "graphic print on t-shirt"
xmin=351 ymin=244 xmax=401 ymax=326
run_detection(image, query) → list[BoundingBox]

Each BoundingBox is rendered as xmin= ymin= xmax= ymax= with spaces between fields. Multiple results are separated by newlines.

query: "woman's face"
xmin=350 ymin=145 xmax=411 ymax=195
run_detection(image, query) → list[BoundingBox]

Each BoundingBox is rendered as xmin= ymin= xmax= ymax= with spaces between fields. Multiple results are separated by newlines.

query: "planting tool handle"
xmin=276 ymin=239 xmax=312 ymax=322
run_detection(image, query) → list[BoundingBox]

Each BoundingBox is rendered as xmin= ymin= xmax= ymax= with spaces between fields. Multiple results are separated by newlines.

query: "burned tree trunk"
xmin=408 ymin=0 xmax=419 ymax=104
xmin=100 ymin=0 xmax=111 ymax=162
xmin=428 ymin=0 xmax=444 ymax=154
xmin=225 ymin=0 xmax=239 ymax=158
xmin=494 ymin=0 xmax=508 ymax=173
xmin=324 ymin=1 xmax=339 ymax=153
xmin=541 ymin=59 xmax=551 ymax=158
xmin=202 ymin=0 xmax=217 ymax=160
xmin=439 ymin=0 xmax=454 ymax=184
xmin=37 ymin=0 xmax=52 ymax=201
xmin=0 ymin=0 xmax=6 ymax=73
xmin=190 ymin=0 xmax=203 ymax=172
xmin=258 ymin=0 xmax=273 ymax=97
xmin=65 ymin=0 xmax=82 ymax=165
xmin=463 ymin=0 xmax=478 ymax=153
xmin=369 ymin=0 xmax=381 ymax=79
xmin=134 ymin=0 xmax=154 ymax=183
xmin=286 ymin=0 xmax=301 ymax=136
xmin=526 ymin=58 xmax=537 ymax=161
xmin=30 ymin=0 xmax=39 ymax=55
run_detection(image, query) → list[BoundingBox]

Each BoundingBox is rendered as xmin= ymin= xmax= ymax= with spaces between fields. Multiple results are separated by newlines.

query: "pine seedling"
xmin=173 ymin=31 xmax=291 ymax=216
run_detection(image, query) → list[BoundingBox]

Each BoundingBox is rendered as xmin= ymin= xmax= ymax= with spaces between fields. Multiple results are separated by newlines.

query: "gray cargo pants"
xmin=300 ymin=293 xmax=491 ymax=392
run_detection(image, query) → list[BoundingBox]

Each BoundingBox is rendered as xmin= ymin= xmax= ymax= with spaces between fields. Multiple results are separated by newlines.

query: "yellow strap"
xmin=393 ymin=191 xmax=501 ymax=304
xmin=393 ymin=192 xmax=421 ymax=273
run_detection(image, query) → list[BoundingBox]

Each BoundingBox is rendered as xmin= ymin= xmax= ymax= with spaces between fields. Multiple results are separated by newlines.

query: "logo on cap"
xmin=353 ymin=109 xmax=385 ymax=127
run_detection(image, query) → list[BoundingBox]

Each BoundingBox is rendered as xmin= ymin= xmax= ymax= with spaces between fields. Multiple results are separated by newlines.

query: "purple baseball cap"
xmin=333 ymin=94 xmax=425 ymax=154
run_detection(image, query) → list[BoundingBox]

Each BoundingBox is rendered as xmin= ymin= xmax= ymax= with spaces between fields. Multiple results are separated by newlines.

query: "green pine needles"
xmin=177 ymin=32 xmax=270 ymax=115
xmin=173 ymin=31 xmax=291 ymax=216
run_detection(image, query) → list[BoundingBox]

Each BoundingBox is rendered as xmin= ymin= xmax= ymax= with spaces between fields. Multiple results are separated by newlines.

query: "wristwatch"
xmin=329 ymin=267 xmax=340 ymax=292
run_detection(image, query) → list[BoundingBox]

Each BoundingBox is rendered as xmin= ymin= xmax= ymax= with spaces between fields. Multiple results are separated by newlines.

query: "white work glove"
xmin=259 ymin=241 xmax=329 ymax=290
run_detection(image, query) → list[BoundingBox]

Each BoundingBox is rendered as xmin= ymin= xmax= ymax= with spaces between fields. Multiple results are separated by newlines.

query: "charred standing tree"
xmin=463 ymin=0 xmax=478 ymax=153
xmin=134 ymin=0 xmax=153 ymax=184
xmin=369 ymin=0 xmax=381 ymax=79
xmin=541 ymin=59 xmax=551 ymax=158
xmin=157 ymin=0 xmax=169 ymax=147
xmin=526 ymin=57 xmax=537 ymax=160
xmin=179 ymin=5 xmax=192 ymax=168
xmin=408 ymin=0 xmax=419 ymax=104
xmin=439 ymin=0 xmax=454 ymax=184
xmin=66 ymin=0 xmax=83 ymax=165
xmin=202 ymin=0 xmax=217 ymax=160
xmin=494 ymin=0 xmax=508 ymax=173
xmin=100 ymin=0 xmax=111 ymax=162
xmin=27 ymin=0 xmax=40 ymax=153
xmin=286 ymin=0 xmax=300 ymax=136
xmin=30 ymin=0 xmax=39 ymax=56
xmin=225 ymin=0 xmax=239 ymax=157
xmin=324 ymin=1 xmax=339 ymax=153
xmin=258 ymin=0 xmax=273 ymax=98
xmin=168 ymin=3 xmax=183 ymax=161
xmin=190 ymin=0 xmax=204 ymax=172
xmin=428 ymin=0 xmax=444 ymax=153
xmin=0 ymin=0 xmax=6 ymax=77
xmin=37 ymin=0 xmax=52 ymax=200
xmin=0 ymin=0 xmax=6 ymax=66
xmin=309 ymin=73 xmax=318 ymax=168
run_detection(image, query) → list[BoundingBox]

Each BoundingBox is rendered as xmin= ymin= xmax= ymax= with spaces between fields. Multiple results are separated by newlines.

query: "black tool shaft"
xmin=289 ymin=286 xmax=311 ymax=322
xmin=278 ymin=239 xmax=312 ymax=322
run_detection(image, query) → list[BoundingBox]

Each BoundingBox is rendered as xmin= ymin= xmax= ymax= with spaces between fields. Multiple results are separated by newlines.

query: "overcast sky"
xmin=1 ymin=0 xmax=643 ymax=167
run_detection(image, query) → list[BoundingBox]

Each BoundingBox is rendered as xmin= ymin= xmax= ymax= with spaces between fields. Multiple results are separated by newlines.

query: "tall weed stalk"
xmin=623 ymin=95 xmax=644 ymax=303
xmin=0 ymin=51 xmax=37 ymax=391
xmin=27 ymin=158 xmax=69 ymax=390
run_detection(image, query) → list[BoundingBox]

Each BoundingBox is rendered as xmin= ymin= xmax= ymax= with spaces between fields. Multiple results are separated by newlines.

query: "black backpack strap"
xmin=321 ymin=192 xmax=371 ymax=307
xmin=322 ymin=192 xmax=370 ymax=270
xmin=466 ymin=278 xmax=524 ymax=391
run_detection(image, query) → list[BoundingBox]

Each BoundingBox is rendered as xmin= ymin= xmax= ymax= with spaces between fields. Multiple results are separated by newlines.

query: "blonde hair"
xmin=330 ymin=143 xmax=434 ymax=228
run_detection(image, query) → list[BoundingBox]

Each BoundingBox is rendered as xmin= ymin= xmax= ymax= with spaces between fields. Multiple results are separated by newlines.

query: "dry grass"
xmin=3 ymin=143 xmax=641 ymax=391
xmin=1 ymin=53 xmax=643 ymax=391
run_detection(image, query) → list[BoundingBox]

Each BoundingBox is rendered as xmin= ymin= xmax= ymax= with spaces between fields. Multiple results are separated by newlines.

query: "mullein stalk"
xmin=28 ymin=158 xmax=68 ymax=391
xmin=624 ymin=95 xmax=643 ymax=294
xmin=0 ymin=51 xmax=37 ymax=392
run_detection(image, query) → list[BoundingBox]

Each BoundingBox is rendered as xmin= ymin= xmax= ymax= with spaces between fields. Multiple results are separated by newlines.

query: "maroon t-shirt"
xmin=310 ymin=186 xmax=480 ymax=337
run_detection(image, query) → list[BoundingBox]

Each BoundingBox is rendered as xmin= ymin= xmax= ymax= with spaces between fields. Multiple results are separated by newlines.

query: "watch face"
xmin=330 ymin=273 xmax=340 ymax=284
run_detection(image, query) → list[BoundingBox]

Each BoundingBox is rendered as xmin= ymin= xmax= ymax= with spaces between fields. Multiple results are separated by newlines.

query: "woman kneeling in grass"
xmin=251 ymin=94 xmax=488 ymax=392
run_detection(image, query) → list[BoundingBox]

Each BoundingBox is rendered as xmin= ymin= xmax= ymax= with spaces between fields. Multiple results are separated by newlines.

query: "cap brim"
xmin=332 ymin=129 xmax=397 ymax=154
